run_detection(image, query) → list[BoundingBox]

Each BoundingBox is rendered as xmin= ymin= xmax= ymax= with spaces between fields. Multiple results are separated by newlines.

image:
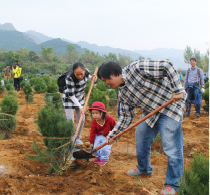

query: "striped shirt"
xmin=62 ymin=70 xmax=91 ymax=109
xmin=107 ymin=60 xmax=187 ymax=139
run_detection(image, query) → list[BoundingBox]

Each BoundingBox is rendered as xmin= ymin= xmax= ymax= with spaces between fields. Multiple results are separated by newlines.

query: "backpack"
xmin=57 ymin=71 xmax=71 ymax=93
xmin=186 ymin=68 xmax=201 ymax=87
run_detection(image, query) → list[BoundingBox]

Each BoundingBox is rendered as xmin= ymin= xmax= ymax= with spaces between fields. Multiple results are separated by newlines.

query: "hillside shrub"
xmin=44 ymin=81 xmax=61 ymax=104
xmin=33 ymin=79 xmax=47 ymax=93
xmin=27 ymin=102 xmax=75 ymax=174
xmin=0 ymin=94 xmax=18 ymax=138
xmin=23 ymin=83 xmax=34 ymax=103
xmin=179 ymin=153 xmax=209 ymax=195
xmin=202 ymin=82 xmax=209 ymax=112
xmin=88 ymin=87 xmax=108 ymax=108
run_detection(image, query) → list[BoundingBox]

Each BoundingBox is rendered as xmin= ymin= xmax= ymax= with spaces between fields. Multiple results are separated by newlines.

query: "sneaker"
xmin=196 ymin=113 xmax=200 ymax=117
xmin=126 ymin=169 xmax=152 ymax=177
xmin=98 ymin=160 xmax=107 ymax=165
xmin=75 ymin=139 xmax=83 ymax=145
xmin=93 ymin=158 xmax=100 ymax=163
xmin=160 ymin=186 xmax=177 ymax=195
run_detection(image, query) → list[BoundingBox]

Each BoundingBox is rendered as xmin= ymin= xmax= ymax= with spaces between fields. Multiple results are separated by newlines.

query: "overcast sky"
xmin=1 ymin=0 xmax=209 ymax=54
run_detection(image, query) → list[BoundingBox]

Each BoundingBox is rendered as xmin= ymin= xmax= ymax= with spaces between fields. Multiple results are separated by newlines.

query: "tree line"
xmin=0 ymin=44 xmax=208 ymax=76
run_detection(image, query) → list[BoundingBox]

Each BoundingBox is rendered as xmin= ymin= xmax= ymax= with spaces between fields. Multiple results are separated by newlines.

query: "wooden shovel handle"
xmin=92 ymin=99 xmax=173 ymax=153
xmin=74 ymin=67 xmax=98 ymax=138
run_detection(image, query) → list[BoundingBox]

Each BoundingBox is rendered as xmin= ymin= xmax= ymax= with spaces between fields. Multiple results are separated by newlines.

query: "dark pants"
xmin=186 ymin=87 xmax=200 ymax=114
xmin=14 ymin=78 xmax=20 ymax=91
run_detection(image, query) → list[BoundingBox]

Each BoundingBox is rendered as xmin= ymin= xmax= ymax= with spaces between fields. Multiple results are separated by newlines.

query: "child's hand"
xmin=90 ymin=144 xmax=93 ymax=148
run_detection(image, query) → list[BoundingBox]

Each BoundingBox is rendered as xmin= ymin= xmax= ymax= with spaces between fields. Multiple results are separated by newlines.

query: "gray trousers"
xmin=64 ymin=108 xmax=85 ymax=139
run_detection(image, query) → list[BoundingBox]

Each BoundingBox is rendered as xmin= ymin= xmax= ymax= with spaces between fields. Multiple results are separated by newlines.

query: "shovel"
xmin=73 ymin=99 xmax=174 ymax=159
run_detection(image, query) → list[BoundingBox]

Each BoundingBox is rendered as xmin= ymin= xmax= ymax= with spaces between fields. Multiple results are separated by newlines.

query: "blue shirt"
xmin=183 ymin=67 xmax=204 ymax=88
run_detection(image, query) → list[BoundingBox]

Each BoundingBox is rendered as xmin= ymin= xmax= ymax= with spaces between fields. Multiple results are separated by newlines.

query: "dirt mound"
xmin=0 ymin=91 xmax=209 ymax=194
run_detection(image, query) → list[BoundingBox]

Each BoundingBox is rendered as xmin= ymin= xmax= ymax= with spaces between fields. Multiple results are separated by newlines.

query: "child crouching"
xmin=88 ymin=102 xmax=116 ymax=165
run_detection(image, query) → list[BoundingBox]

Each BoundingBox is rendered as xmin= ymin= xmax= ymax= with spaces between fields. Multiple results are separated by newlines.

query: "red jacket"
xmin=89 ymin=115 xmax=116 ymax=144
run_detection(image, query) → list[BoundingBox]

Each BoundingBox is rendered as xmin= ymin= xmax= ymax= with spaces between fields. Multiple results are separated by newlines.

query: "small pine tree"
xmin=27 ymin=102 xmax=75 ymax=174
xmin=178 ymin=153 xmax=209 ymax=195
xmin=0 ymin=94 xmax=18 ymax=138
xmin=33 ymin=79 xmax=47 ymax=93
xmin=44 ymin=81 xmax=61 ymax=104
xmin=23 ymin=83 xmax=34 ymax=103
xmin=88 ymin=87 xmax=108 ymax=108
xmin=202 ymin=82 xmax=209 ymax=112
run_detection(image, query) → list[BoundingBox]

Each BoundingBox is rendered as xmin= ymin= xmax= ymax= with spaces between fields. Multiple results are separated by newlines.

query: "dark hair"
xmin=97 ymin=62 xmax=122 ymax=79
xmin=190 ymin=57 xmax=197 ymax=62
xmin=7 ymin=64 xmax=10 ymax=66
xmin=70 ymin=62 xmax=89 ymax=83
xmin=90 ymin=110 xmax=106 ymax=120
xmin=15 ymin=60 xmax=18 ymax=62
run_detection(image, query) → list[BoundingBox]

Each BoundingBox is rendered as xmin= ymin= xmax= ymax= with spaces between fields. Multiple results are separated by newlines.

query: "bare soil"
xmin=0 ymin=91 xmax=209 ymax=195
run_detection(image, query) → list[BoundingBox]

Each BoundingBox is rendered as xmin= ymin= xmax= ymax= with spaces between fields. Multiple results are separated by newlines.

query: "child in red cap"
xmin=88 ymin=102 xmax=116 ymax=165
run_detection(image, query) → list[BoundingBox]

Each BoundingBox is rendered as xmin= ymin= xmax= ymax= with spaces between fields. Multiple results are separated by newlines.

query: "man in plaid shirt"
xmin=97 ymin=60 xmax=186 ymax=195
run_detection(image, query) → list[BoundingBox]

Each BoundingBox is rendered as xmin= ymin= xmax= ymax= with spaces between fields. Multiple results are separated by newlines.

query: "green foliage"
xmin=1 ymin=94 xmax=19 ymax=115
xmin=108 ymin=89 xmax=117 ymax=98
xmin=0 ymin=114 xmax=16 ymax=138
xmin=23 ymin=83 xmax=33 ymax=95
xmin=28 ymin=102 xmax=75 ymax=174
xmin=0 ymin=94 xmax=18 ymax=138
xmin=20 ymin=80 xmax=27 ymax=89
xmin=96 ymin=79 xmax=109 ymax=91
xmin=202 ymin=83 xmax=209 ymax=112
xmin=88 ymin=87 xmax=108 ymax=108
xmin=0 ymin=81 xmax=5 ymax=94
xmin=179 ymin=153 xmax=209 ymax=195
xmin=5 ymin=83 xmax=14 ymax=91
xmin=33 ymin=79 xmax=47 ymax=93
xmin=205 ymin=82 xmax=209 ymax=89
xmin=23 ymin=83 xmax=34 ymax=103
xmin=108 ymin=99 xmax=118 ymax=107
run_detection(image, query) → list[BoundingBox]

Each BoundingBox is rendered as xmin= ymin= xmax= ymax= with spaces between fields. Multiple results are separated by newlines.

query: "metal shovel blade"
xmin=73 ymin=148 xmax=95 ymax=159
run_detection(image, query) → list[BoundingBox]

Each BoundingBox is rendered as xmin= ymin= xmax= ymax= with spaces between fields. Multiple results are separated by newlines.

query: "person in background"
xmin=183 ymin=57 xmax=205 ymax=117
xmin=62 ymin=62 xmax=97 ymax=145
xmin=3 ymin=64 xmax=11 ymax=80
xmin=12 ymin=63 xmax=22 ymax=92
xmin=88 ymin=102 xmax=116 ymax=165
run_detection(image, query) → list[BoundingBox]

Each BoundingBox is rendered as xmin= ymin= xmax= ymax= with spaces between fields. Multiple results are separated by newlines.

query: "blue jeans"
xmin=135 ymin=114 xmax=184 ymax=191
xmin=94 ymin=135 xmax=112 ymax=161
xmin=186 ymin=87 xmax=200 ymax=114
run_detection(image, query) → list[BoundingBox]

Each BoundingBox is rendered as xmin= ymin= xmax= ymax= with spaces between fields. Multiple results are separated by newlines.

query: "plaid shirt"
xmin=62 ymin=71 xmax=91 ymax=109
xmin=107 ymin=60 xmax=187 ymax=139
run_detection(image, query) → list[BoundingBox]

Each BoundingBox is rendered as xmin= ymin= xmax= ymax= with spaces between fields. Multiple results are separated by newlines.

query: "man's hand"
xmin=106 ymin=137 xmax=114 ymax=145
xmin=173 ymin=92 xmax=183 ymax=102
xmin=201 ymin=88 xmax=205 ymax=93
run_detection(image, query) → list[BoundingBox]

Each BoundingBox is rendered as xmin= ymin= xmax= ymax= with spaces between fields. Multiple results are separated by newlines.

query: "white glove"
xmin=201 ymin=88 xmax=205 ymax=93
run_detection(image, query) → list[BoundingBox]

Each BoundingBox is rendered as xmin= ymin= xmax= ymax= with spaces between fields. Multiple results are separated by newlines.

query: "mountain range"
xmin=0 ymin=22 xmax=188 ymax=69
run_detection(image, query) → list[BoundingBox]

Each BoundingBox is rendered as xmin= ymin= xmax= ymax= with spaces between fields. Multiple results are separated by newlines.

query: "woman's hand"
xmin=80 ymin=107 xmax=86 ymax=115
xmin=92 ymin=74 xmax=97 ymax=82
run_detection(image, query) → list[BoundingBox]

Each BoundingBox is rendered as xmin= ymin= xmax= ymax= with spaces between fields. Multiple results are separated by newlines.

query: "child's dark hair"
xmin=90 ymin=110 xmax=106 ymax=120
xmin=70 ymin=62 xmax=89 ymax=83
